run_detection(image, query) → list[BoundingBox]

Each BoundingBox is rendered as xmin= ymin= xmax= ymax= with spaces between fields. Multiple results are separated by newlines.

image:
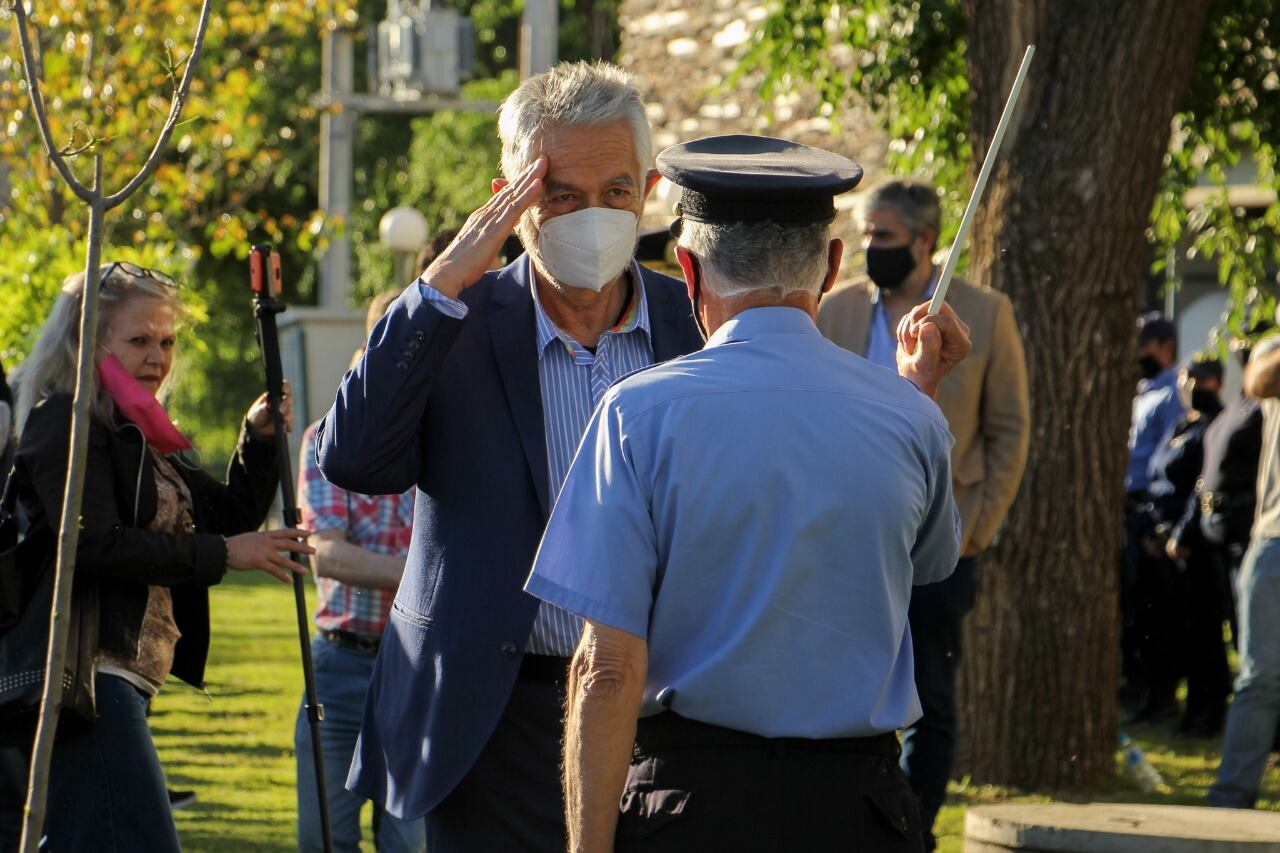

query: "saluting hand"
xmin=424 ymin=157 xmax=547 ymax=300
xmin=896 ymin=302 xmax=972 ymax=400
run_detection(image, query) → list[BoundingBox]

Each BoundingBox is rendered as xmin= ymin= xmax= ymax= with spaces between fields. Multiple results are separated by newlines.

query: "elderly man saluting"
xmin=316 ymin=62 xmax=703 ymax=851
xmin=525 ymin=135 xmax=972 ymax=852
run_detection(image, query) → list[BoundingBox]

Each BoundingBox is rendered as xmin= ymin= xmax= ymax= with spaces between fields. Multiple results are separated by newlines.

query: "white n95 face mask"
xmin=536 ymin=207 xmax=639 ymax=292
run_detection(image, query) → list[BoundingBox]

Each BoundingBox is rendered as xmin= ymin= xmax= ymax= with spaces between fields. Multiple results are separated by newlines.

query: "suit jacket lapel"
xmin=489 ymin=261 xmax=551 ymax=518
xmin=849 ymin=286 xmax=874 ymax=357
xmin=641 ymin=266 xmax=696 ymax=362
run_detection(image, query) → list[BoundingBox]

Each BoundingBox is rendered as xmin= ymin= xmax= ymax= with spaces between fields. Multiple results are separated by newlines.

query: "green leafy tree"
xmin=3 ymin=1 xmax=608 ymax=464
xmin=739 ymin=0 xmax=1278 ymax=789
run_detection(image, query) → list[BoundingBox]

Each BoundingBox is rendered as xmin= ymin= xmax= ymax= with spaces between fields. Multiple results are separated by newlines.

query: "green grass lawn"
xmin=153 ymin=572 xmax=1280 ymax=851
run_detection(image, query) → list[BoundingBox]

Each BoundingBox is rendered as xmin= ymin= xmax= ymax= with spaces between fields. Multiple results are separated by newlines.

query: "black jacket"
xmin=14 ymin=393 xmax=278 ymax=691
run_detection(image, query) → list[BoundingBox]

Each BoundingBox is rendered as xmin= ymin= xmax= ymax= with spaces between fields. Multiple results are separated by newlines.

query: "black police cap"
xmin=657 ymin=134 xmax=863 ymax=227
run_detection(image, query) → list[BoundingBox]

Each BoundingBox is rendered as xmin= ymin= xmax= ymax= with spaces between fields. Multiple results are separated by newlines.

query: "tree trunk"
xmin=954 ymin=0 xmax=1211 ymax=789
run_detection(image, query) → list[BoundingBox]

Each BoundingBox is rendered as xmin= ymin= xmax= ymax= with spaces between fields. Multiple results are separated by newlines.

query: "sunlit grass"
xmin=153 ymin=572 xmax=1280 ymax=852
xmin=151 ymin=571 xmax=329 ymax=852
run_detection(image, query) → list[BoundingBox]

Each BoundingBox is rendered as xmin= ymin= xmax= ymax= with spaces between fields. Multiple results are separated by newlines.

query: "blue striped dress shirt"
xmin=418 ymin=257 xmax=655 ymax=655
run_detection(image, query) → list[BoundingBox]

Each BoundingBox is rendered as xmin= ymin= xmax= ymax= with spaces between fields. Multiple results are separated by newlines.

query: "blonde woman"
xmin=8 ymin=263 xmax=312 ymax=851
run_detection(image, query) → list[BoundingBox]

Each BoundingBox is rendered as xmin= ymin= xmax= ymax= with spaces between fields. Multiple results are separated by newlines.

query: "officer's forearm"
xmin=564 ymin=621 xmax=647 ymax=853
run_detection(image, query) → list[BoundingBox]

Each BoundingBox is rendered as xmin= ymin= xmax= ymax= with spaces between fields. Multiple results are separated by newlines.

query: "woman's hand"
xmin=246 ymin=380 xmax=293 ymax=439
xmin=226 ymin=527 xmax=315 ymax=583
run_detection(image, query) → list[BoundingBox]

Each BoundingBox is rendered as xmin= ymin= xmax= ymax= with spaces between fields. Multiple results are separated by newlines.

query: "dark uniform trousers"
xmin=616 ymin=712 xmax=924 ymax=852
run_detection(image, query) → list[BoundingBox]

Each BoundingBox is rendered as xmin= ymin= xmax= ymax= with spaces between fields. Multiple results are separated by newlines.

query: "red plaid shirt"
xmin=298 ymin=423 xmax=415 ymax=636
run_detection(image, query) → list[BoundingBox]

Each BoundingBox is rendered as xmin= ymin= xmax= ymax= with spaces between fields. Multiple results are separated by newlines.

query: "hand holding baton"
xmin=928 ymin=45 xmax=1035 ymax=315
xmin=249 ymin=245 xmax=334 ymax=853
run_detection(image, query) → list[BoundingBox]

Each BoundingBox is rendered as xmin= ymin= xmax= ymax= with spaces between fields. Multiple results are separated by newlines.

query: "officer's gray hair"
xmin=866 ymin=180 xmax=942 ymax=251
xmin=498 ymin=61 xmax=652 ymax=180
xmin=679 ymin=220 xmax=831 ymax=299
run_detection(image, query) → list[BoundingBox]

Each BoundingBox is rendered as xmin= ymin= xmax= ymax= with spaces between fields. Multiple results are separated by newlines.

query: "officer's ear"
xmin=643 ymin=169 xmax=662 ymax=201
xmin=675 ymin=245 xmax=699 ymax=300
xmin=821 ymin=238 xmax=844 ymax=295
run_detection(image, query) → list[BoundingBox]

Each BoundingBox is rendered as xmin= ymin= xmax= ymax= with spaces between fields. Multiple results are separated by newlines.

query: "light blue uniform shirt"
xmin=525 ymin=307 xmax=960 ymax=738
xmin=866 ymin=268 xmax=938 ymax=370
xmin=418 ymin=259 xmax=655 ymax=655
xmin=1126 ymin=364 xmax=1184 ymax=493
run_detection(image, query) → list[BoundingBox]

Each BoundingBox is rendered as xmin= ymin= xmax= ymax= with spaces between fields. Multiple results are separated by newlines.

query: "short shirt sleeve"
xmin=911 ymin=422 xmax=962 ymax=585
xmin=524 ymin=395 xmax=659 ymax=639
xmin=299 ymin=423 xmax=349 ymax=533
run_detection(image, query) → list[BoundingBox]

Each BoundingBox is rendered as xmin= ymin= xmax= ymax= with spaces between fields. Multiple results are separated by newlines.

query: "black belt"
xmin=320 ymin=628 xmax=380 ymax=655
xmin=518 ymin=654 xmax=572 ymax=685
xmin=634 ymin=711 xmax=901 ymax=759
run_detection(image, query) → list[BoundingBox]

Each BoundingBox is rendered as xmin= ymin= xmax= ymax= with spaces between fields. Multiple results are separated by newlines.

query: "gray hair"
xmin=497 ymin=60 xmax=652 ymax=181
xmin=679 ymin=220 xmax=831 ymax=299
xmin=866 ymin=180 xmax=942 ymax=251
xmin=13 ymin=268 xmax=182 ymax=434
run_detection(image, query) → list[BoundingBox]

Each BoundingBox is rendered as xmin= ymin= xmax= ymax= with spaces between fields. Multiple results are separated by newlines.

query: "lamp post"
xmin=380 ymin=206 xmax=430 ymax=287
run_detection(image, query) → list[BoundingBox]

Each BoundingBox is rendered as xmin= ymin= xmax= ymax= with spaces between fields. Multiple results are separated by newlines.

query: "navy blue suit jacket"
xmin=316 ymin=256 xmax=701 ymax=819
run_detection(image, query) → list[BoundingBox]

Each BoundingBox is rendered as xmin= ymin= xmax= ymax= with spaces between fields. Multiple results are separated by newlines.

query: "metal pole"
xmin=249 ymin=246 xmax=334 ymax=853
xmin=319 ymin=25 xmax=356 ymax=310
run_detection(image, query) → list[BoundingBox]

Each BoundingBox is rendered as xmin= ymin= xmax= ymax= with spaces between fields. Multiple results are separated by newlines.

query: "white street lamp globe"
xmin=379 ymin=206 xmax=430 ymax=253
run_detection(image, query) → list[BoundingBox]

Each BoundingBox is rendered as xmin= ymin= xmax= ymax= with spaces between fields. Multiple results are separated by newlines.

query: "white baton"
xmin=929 ymin=44 xmax=1035 ymax=315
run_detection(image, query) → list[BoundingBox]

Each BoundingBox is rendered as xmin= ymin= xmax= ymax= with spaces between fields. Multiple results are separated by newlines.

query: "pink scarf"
xmin=96 ymin=353 xmax=192 ymax=454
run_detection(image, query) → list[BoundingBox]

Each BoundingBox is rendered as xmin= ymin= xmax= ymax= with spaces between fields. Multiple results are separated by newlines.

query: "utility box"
xmin=277 ymin=307 xmax=367 ymax=465
xmin=377 ymin=1 xmax=474 ymax=98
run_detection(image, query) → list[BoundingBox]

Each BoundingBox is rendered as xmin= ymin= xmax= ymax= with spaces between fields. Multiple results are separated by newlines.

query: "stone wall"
xmin=618 ymin=0 xmax=889 ymax=263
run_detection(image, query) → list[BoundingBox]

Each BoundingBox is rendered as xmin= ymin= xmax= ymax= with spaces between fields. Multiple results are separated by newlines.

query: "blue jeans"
xmin=296 ymin=634 xmax=426 ymax=852
xmin=1209 ymin=537 xmax=1280 ymax=808
xmin=901 ymin=556 xmax=978 ymax=852
xmin=46 ymin=672 xmax=181 ymax=852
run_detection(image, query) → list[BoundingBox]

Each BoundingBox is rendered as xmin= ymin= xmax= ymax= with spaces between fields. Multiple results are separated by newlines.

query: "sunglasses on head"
xmin=98 ymin=261 xmax=177 ymax=291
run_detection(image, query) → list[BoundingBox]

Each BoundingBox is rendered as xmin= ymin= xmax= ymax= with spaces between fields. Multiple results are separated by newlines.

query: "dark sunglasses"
xmin=98 ymin=261 xmax=178 ymax=291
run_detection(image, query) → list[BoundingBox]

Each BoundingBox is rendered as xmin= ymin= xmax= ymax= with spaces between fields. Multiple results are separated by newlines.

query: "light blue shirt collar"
xmin=528 ymin=256 xmax=651 ymax=363
xmin=706 ymin=306 xmax=820 ymax=349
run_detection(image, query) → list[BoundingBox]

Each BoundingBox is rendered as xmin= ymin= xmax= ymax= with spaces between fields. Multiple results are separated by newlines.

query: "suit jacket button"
xmin=415 ymin=330 xmax=425 ymax=341
xmin=396 ymin=361 xmax=409 ymax=372
xmin=501 ymin=642 xmax=518 ymax=658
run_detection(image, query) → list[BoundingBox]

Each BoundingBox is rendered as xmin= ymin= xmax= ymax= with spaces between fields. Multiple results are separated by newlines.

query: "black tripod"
xmin=249 ymin=245 xmax=333 ymax=853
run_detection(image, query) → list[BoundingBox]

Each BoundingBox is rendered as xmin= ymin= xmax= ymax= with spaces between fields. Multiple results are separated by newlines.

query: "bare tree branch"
xmin=19 ymin=156 xmax=105 ymax=853
xmin=11 ymin=1 xmax=95 ymax=202
xmin=13 ymin=3 xmax=216 ymax=848
xmin=105 ymin=0 xmax=214 ymax=209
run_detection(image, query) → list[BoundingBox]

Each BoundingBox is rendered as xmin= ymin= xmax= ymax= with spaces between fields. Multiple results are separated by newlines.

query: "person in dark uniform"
xmin=1122 ymin=313 xmax=1185 ymax=716
xmin=1145 ymin=359 xmax=1229 ymax=735
xmin=1192 ymin=325 xmax=1271 ymax=648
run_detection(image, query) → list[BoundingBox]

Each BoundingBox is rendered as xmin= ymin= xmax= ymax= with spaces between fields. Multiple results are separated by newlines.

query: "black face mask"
xmin=1190 ymin=388 xmax=1220 ymax=413
xmin=866 ymin=244 xmax=917 ymax=292
xmin=1138 ymin=354 xmax=1163 ymax=380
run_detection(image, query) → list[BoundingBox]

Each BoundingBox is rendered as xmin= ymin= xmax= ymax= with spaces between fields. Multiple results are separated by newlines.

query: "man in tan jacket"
xmin=817 ymin=179 xmax=1030 ymax=852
